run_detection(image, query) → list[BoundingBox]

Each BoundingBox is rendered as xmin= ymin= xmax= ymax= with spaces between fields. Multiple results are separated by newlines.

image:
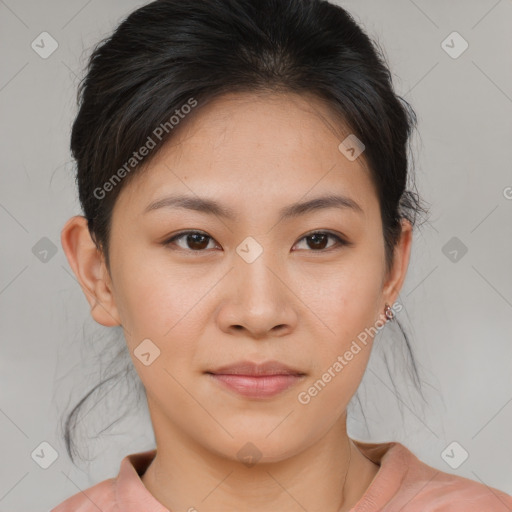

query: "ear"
xmin=60 ymin=215 xmax=121 ymax=327
xmin=381 ymin=218 xmax=413 ymax=309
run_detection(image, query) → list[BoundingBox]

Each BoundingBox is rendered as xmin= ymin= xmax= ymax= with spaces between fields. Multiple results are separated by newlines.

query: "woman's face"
xmin=74 ymin=92 xmax=411 ymax=462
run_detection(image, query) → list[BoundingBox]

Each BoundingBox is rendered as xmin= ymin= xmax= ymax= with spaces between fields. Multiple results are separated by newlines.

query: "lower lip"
xmin=208 ymin=373 xmax=304 ymax=398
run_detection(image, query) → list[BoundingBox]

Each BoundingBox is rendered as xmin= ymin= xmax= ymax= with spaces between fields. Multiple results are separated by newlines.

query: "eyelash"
xmin=162 ymin=230 xmax=350 ymax=254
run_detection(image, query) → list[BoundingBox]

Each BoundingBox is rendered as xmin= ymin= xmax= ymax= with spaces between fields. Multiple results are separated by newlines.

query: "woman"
xmin=52 ymin=0 xmax=512 ymax=510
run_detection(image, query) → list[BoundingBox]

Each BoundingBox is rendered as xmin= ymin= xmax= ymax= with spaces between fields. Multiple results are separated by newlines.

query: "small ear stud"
xmin=384 ymin=303 xmax=394 ymax=321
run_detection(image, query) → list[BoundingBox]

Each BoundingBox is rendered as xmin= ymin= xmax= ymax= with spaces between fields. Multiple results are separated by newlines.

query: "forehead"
xmin=115 ymin=91 xmax=379 ymax=222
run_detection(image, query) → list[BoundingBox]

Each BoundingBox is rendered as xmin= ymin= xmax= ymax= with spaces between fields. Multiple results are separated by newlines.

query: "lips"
xmin=206 ymin=360 xmax=306 ymax=399
xmin=206 ymin=360 xmax=305 ymax=377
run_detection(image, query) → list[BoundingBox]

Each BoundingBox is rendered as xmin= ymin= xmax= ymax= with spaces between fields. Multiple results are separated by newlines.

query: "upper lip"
xmin=207 ymin=360 xmax=305 ymax=376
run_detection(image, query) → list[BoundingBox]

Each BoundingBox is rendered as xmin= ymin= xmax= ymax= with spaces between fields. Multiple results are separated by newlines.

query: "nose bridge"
xmin=218 ymin=239 xmax=296 ymax=336
xmin=234 ymin=242 xmax=283 ymax=312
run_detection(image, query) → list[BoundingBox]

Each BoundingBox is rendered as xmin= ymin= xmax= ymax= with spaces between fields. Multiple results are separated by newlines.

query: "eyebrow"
xmin=143 ymin=193 xmax=364 ymax=221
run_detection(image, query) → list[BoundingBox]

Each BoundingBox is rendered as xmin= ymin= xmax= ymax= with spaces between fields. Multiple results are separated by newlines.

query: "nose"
xmin=215 ymin=250 xmax=298 ymax=339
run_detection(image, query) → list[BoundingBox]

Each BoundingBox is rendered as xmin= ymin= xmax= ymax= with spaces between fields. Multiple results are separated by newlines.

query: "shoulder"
xmin=353 ymin=439 xmax=512 ymax=511
xmin=408 ymin=469 xmax=512 ymax=511
xmin=393 ymin=442 xmax=512 ymax=511
xmin=49 ymin=477 xmax=118 ymax=512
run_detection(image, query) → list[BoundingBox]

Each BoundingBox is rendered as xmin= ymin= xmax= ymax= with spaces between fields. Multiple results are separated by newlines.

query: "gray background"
xmin=1 ymin=0 xmax=511 ymax=510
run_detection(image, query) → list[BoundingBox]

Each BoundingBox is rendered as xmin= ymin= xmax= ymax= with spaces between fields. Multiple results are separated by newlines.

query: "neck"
xmin=141 ymin=410 xmax=379 ymax=512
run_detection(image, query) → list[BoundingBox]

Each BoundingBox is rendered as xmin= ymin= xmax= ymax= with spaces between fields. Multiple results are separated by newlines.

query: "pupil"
xmin=188 ymin=234 xmax=208 ymax=250
xmin=309 ymin=234 xmax=327 ymax=250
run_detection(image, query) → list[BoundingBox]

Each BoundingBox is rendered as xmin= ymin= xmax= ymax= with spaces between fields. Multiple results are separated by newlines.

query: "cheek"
xmin=296 ymin=265 xmax=382 ymax=418
xmin=111 ymin=249 xmax=206 ymax=353
xmin=114 ymin=264 xmax=207 ymax=397
xmin=297 ymin=251 xmax=385 ymax=394
xmin=306 ymin=256 xmax=384 ymax=338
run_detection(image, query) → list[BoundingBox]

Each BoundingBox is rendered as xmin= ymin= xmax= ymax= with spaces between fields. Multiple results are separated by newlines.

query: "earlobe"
xmin=382 ymin=218 xmax=413 ymax=308
xmin=60 ymin=215 xmax=121 ymax=327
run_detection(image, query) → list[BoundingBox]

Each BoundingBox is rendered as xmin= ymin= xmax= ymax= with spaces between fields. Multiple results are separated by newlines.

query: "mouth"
xmin=205 ymin=360 xmax=306 ymax=399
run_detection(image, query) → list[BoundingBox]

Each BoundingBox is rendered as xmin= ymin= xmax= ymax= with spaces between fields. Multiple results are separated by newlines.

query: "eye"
xmin=162 ymin=230 xmax=349 ymax=253
xmin=293 ymin=231 xmax=348 ymax=252
xmin=163 ymin=230 xmax=218 ymax=252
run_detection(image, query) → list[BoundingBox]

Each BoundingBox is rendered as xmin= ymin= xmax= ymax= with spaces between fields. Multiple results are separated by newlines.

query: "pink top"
xmin=51 ymin=439 xmax=512 ymax=511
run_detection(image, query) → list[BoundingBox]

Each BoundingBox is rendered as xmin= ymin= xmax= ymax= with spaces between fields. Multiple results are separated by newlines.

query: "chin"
xmin=206 ymin=429 xmax=307 ymax=466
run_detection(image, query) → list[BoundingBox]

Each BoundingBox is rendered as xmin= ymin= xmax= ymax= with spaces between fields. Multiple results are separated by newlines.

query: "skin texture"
xmin=61 ymin=91 xmax=412 ymax=512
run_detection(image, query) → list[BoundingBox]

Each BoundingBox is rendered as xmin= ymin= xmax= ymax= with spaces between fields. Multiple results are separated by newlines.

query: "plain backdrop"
xmin=0 ymin=1 xmax=511 ymax=510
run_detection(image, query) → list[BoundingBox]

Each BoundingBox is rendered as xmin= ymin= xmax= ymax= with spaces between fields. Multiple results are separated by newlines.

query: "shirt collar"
xmin=114 ymin=440 xmax=407 ymax=511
